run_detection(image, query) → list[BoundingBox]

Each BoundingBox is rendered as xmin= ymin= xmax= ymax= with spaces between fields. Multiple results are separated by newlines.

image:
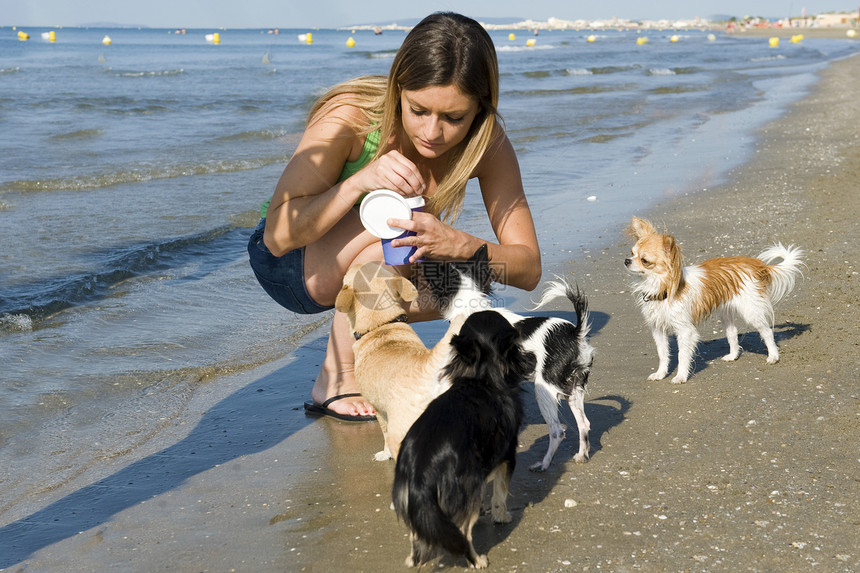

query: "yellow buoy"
xmin=48 ymin=30 xmax=56 ymax=42
xmin=587 ymin=35 xmax=596 ymax=43
xmin=213 ymin=32 xmax=220 ymax=44
xmin=526 ymin=38 xmax=536 ymax=47
xmin=636 ymin=36 xmax=648 ymax=45
xmin=847 ymin=29 xmax=858 ymax=38
xmin=306 ymin=32 xmax=313 ymax=44
xmin=346 ymin=36 xmax=356 ymax=48
xmin=508 ymin=33 xmax=516 ymax=41
xmin=769 ymin=37 xmax=779 ymax=48
xmin=102 ymin=35 xmax=112 ymax=45
xmin=18 ymin=30 xmax=30 ymax=41
xmin=670 ymin=35 xmax=679 ymax=43
xmin=790 ymin=34 xmax=803 ymax=43
xmin=707 ymin=33 xmax=716 ymax=42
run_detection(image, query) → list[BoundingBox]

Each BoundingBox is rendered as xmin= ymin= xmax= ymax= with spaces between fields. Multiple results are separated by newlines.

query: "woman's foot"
xmin=309 ymin=367 xmax=375 ymax=419
xmin=305 ymin=310 xmax=375 ymax=421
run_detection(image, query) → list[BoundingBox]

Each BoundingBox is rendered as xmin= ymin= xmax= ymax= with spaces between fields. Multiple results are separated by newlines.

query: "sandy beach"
xmin=2 ymin=51 xmax=858 ymax=573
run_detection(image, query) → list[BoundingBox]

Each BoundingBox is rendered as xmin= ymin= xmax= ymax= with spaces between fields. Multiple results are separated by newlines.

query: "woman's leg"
xmin=304 ymin=210 xmax=382 ymax=417
xmin=304 ymin=209 xmax=441 ymax=417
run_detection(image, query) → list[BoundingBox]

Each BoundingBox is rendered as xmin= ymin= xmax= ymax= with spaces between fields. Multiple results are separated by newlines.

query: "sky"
xmin=2 ymin=0 xmax=856 ymax=29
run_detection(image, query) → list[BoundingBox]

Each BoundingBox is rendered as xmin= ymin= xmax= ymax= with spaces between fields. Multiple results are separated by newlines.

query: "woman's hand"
xmin=388 ymin=211 xmax=476 ymax=263
xmin=354 ymin=150 xmax=426 ymax=198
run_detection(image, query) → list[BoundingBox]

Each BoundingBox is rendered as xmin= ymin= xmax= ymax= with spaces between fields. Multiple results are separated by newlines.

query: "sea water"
xmin=0 ymin=27 xmax=856 ymax=483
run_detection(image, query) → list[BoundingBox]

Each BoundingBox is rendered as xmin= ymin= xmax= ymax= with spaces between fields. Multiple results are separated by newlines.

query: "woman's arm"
xmin=475 ymin=132 xmax=542 ymax=291
xmin=263 ymin=108 xmax=362 ymax=256
xmin=264 ymin=102 xmax=426 ymax=256
xmin=389 ymin=132 xmax=541 ymax=291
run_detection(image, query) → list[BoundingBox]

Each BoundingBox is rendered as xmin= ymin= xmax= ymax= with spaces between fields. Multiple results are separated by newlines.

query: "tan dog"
xmin=335 ymin=262 xmax=464 ymax=461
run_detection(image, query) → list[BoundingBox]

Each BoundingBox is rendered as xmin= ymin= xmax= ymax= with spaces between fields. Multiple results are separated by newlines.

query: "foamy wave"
xmin=497 ymin=44 xmax=556 ymax=52
xmin=104 ymin=68 xmax=186 ymax=78
xmin=750 ymin=54 xmax=787 ymax=62
xmin=648 ymin=68 xmax=676 ymax=76
xmin=0 ymin=156 xmax=288 ymax=193
xmin=0 ymin=314 xmax=34 ymax=332
xmin=565 ymin=68 xmax=593 ymax=76
xmin=365 ymin=50 xmax=397 ymax=59
xmin=0 ymin=67 xmax=20 ymax=75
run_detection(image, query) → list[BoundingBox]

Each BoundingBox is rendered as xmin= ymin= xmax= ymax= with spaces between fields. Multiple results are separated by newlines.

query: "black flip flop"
xmin=303 ymin=393 xmax=377 ymax=422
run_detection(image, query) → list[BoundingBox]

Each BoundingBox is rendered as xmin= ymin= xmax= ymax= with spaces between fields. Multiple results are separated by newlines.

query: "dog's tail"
xmin=757 ymin=243 xmax=805 ymax=304
xmin=393 ymin=467 xmax=477 ymax=565
xmin=531 ymin=276 xmax=592 ymax=338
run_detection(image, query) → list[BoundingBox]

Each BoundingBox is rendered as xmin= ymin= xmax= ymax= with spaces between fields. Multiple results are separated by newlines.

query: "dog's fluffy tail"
xmin=758 ymin=243 xmax=805 ymax=304
xmin=531 ymin=276 xmax=591 ymax=338
xmin=393 ymin=478 xmax=474 ymax=566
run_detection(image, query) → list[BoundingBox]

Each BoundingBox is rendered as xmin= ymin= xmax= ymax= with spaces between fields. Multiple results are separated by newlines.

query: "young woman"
xmin=248 ymin=12 xmax=541 ymax=420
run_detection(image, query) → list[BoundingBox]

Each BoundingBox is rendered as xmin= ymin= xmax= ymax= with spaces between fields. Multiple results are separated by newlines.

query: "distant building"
xmin=814 ymin=11 xmax=859 ymax=27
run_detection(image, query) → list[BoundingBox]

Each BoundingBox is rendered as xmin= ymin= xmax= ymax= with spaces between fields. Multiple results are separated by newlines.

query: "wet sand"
xmin=2 ymin=53 xmax=858 ymax=572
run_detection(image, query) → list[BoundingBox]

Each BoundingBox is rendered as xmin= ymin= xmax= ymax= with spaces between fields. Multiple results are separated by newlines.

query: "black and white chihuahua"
xmin=392 ymin=310 xmax=534 ymax=569
xmin=416 ymin=246 xmax=595 ymax=472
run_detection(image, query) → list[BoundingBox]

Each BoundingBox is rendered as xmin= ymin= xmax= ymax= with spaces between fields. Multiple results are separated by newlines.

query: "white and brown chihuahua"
xmin=625 ymin=216 xmax=803 ymax=383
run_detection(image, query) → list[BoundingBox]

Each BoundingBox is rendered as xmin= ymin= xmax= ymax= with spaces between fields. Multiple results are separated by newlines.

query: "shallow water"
xmin=0 ymin=26 xmax=857 ymax=495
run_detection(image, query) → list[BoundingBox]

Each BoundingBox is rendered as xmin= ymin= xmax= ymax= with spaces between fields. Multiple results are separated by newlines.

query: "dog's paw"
xmin=766 ymin=354 xmax=780 ymax=364
xmin=471 ymin=554 xmax=489 ymax=569
xmin=647 ymin=371 xmax=667 ymax=381
xmin=528 ymin=461 xmax=548 ymax=472
xmin=573 ymin=453 xmax=590 ymax=463
xmin=670 ymin=375 xmax=688 ymax=384
xmin=721 ymin=352 xmax=740 ymax=362
xmin=373 ymin=450 xmax=392 ymax=461
xmin=491 ymin=508 xmax=512 ymax=523
xmin=404 ymin=554 xmax=416 ymax=567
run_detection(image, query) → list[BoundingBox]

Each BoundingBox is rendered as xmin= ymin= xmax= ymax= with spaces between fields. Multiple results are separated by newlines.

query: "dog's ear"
xmin=393 ymin=275 xmax=419 ymax=303
xmin=469 ymin=244 xmax=494 ymax=294
xmin=495 ymin=328 xmax=536 ymax=379
xmin=450 ymin=330 xmax=481 ymax=367
xmin=627 ymin=216 xmax=655 ymax=240
xmin=334 ymin=284 xmax=355 ymax=313
xmin=663 ymin=235 xmax=685 ymax=298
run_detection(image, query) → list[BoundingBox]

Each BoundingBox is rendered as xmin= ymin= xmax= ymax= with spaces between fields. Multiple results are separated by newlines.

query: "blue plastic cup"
xmin=359 ymin=191 xmax=425 ymax=265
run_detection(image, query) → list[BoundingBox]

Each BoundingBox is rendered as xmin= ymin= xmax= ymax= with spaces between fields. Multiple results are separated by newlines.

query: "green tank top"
xmin=259 ymin=129 xmax=381 ymax=218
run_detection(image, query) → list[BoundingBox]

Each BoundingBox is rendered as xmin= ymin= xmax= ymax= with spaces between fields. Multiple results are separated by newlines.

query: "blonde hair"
xmin=306 ymin=13 xmax=501 ymax=224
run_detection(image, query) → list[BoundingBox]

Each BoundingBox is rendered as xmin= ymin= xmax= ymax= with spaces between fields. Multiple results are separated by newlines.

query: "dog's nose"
xmin=624 ymin=258 xmax=631 ymax=267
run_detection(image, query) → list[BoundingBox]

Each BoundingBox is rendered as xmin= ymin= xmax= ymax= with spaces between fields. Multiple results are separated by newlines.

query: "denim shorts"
xmin=247 ymin=219 xmax=334 ymax=314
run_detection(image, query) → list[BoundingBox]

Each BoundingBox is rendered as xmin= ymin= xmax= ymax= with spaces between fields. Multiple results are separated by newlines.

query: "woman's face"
xmin=399 ymin=85 xmax=480 ymax=159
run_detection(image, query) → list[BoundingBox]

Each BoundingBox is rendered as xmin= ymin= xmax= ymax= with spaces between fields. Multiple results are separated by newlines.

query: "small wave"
xmin=0 ymin=155 xmax=288 ymax=193
xmin=524 ymin=70 xmax=553 ymax=78
xmin=497 ymin=44 xmax=555 ymax=52
xmin=509 ymin=84 xmax=631 ymax=98
xmin=591 ymin=65 xmax=639 ymax=75
xmin=103 ymin=68 xmax=186 ymax=78
xmin=363 ymin=49 xmax=397 ymax=60
xmin=647 ymin=86 xmax=706 ymax=95
xmin=648 ymin=68 xmax=676 ymax=76
xmin=0 ymin=226 xmax=240 ymax=329
xmin=0 ymin=67 xmax=20 ymax=75
xmin=0 ymin=314 xmax=33 ymax=332
xmin=583 ymin=132 xmax=633 ymax=143
xmin=213 ymin=129 xmax=288 ymax=142
xmin=74 ymin=97 xmax=177 ymax=116
xmin=565 ymin=68 xmax=593 ymax=76
xmin=750 ymin=54 xmax=787 ymax=62
xmin=49 ymin=128 xmax=104 ymax=141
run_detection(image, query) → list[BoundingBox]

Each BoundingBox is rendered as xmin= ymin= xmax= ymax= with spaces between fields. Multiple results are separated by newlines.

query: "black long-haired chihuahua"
xmin=392 ymin=311 xmax=536 ymax=569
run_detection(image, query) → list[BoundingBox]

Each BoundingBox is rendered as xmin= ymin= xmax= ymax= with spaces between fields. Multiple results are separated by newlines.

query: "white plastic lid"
xmin=359 ymin=189 xmax=422 ymax=239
